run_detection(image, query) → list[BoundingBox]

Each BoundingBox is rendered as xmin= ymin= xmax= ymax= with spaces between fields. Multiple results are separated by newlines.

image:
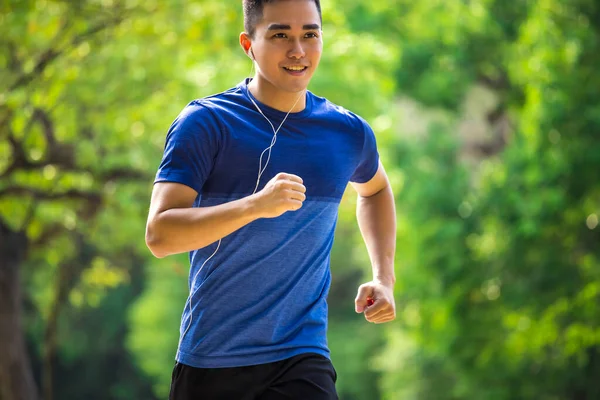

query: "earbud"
xmin=249 ymin=47 xmax=255 ymax=61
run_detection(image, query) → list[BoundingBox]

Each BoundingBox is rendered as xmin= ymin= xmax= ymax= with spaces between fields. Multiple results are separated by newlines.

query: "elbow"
xmin=146 ymin=236 xmax=167 ymax=259
xmin=145 ymin=224 xmax=168 ymax=259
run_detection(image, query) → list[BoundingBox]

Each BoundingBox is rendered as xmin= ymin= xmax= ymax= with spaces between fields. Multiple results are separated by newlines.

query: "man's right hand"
xmin=146 ymin=174 xmax=306 ymax=257
xmin=253 ymin=173 xmax=306 ymax=218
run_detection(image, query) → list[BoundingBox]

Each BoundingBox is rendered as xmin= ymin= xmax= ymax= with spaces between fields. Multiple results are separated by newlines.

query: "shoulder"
xmin=308 ymin=92 xmax=372 ymax=133
xmin=180 ymin=85 xmax=244 ymax=121
xmin=169 ymin=86 xmax=245 ymax=140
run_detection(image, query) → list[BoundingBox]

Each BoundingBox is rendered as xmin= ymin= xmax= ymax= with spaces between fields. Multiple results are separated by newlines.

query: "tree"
xmin=0 ymin=1 xmax=203 ymax=398
xmin=365 ymin=0 xmax=600 ymax=398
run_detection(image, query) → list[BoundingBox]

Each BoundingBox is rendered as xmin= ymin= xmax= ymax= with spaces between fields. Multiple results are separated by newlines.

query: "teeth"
xmin=285 ymin=66 xmax=305 ymax=71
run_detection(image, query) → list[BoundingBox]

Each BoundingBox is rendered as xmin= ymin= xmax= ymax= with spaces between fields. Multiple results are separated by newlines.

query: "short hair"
xmin=243 ymin=0 xmax=322 ymax=38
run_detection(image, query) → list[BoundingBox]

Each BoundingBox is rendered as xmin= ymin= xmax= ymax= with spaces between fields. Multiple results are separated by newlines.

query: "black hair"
xmin=243 ymin=0 xmax=322 ymax=38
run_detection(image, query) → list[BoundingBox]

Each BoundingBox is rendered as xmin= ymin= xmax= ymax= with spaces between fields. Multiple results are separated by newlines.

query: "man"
xmin=145 ymin=0 xmax=396 ymax=398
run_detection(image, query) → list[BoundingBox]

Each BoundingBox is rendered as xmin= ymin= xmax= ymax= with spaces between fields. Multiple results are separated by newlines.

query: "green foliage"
xmin=373 ymin=1 xmax=600 ymax=399
xmin=3 ymin=0 xmax=600 ymax=399
xmin=329 ymin=320 xmax=384 ymax=400
xmin=128 ymin=256 xmax=189 ymax=399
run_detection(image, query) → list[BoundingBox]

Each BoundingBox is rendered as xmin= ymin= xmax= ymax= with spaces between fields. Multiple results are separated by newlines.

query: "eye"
xmin=272 ymin=33 xmax=287 ymax=39
xmin=305 ymin=32 xmax=319 ymax=38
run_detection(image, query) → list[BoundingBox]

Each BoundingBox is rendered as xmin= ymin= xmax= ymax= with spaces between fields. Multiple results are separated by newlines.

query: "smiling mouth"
xmin=283 ymin=66 xmax=308 ymax=72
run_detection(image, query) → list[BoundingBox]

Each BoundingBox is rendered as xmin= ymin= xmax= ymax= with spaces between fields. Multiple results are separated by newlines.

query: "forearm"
xmin=356 ymin=184 xmax=397 ymax=285
xmin=146 ymin=195 xmax=261 ymax=258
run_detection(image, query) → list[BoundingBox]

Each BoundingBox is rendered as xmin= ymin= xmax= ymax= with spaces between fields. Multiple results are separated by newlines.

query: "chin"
xmin=286 ymin=84 xmax=309 ymax=93
xmin=280 ymin=79 xmax=311 ymax=93
xmin=262 ymin=73 xmax=311 ymax=94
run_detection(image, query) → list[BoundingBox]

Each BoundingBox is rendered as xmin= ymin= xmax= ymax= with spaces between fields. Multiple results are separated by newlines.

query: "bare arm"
xmin=350 ymin=161 xmax=397 ymax=323
xmin=145 ymin=173 xmax=306 ymax=258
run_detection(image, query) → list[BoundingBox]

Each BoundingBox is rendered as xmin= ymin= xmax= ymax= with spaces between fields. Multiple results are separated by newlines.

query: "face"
xmin=241 ymin=0 xmax=323 ymax=94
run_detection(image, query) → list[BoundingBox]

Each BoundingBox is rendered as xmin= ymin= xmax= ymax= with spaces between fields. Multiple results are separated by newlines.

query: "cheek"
xmin=309 ymin=42 xmax=323 ymax=57
xmin=310 ymin=47 xmax=322 ymax=63
xmin=256 ymin=50 xmax=279 ymax=68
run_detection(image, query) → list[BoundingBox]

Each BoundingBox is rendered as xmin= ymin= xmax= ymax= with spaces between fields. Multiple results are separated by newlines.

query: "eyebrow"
xmin=267 ymin=23 xmax=321 ymax=30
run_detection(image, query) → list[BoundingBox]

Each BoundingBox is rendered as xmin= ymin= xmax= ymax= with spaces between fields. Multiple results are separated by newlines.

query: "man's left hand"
xmin=354 ymin=280 xmax=396 ymax=324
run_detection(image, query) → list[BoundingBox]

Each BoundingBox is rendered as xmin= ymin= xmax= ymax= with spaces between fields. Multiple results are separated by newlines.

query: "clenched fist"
xmin=355 ymin=279 xmax=396 ymax=324
xmin=253 ymin=173 xmax=306 ymax=218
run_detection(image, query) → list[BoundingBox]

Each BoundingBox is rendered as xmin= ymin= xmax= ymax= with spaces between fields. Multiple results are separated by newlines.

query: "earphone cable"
xmin=177 ymin=87 xmax=305 ymax=352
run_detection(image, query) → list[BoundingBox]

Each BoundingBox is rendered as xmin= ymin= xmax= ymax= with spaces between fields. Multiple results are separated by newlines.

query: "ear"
xmin=239 ymin=32 xmax=253 ymax=60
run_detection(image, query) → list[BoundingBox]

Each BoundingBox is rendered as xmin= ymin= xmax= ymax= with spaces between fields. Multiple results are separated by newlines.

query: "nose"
xmin=288 ymin=39 xmax=305 ymax=59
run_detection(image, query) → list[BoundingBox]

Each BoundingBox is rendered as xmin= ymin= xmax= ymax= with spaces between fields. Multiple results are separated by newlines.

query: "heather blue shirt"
xmin=155 ymin=79 xmax=379 ymax=368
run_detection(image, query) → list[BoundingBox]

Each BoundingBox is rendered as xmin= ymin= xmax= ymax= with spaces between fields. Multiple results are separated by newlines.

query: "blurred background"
xmin=1 ymin=0 xmax=600 ymax=399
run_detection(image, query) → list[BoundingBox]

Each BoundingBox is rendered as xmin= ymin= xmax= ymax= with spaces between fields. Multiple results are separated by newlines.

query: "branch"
xmin=1 ymin=105 xmax=148 ymax=183
xmin=32 ymin=108 xmax=57 ymax=148
xmin=0 ymin=187 xmax=103 ymax=232
xmin=476 ymin=70 xmax=511 ymax=92
xmin=465 ymin=113 xmax=512 ymax=158
xmin=100 ymin=168 xmax=148 ymax=181
xmin=9 ymin=48 xmax=61 ymax=92
xmin=1 ymin=109 xmax=37 ymax=177
xmin=1 ymin=133 xmax=30 ymax=178
xmin=1 ymin=155 xmax=148 ymax=182
xmin=31 ymin=224 xmax=64 ymax=248
xmin=31 ymin=108 xmax=76 ymax=167
xmin=0 ymin=107 xmax=74 ymax=179
xmin=9 ymin=15 xmax=126 ymax=92
xmin=6 ymin=41 xmax=22 ymax=73
xmin=0 ymin=187 xmax=101 ymax=204
xmin=20 ymin=199 xmax=37 ymax=233
xmin=43 ymin=233 xmax=94 ymax=400
xmin=1 ymin=107 xmax=148 ymax=181
xmin=1 ymin=155 xmax=148 ymax=183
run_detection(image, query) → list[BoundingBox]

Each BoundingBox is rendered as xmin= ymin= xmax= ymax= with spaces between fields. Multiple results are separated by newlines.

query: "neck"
xmin=247 ymin=76 xmax=307 ymax=113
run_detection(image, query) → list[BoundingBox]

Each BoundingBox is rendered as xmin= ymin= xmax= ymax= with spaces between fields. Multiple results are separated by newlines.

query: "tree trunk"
xmin=0 ymin=220 xmax=39 ymax=400
xmin=42 ymin=236 xmax=83 ymax=400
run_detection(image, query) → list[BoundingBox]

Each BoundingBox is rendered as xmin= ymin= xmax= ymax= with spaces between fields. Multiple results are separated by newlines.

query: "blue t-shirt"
xmin=155 ymin=79 xmax=379 ymax=368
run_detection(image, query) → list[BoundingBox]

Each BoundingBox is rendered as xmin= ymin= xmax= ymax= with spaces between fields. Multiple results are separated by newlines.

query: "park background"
xmin=2 ymin=0 xmax=600 ymax=399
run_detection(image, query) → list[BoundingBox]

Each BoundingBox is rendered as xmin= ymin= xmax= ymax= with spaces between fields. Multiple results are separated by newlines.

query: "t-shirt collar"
xmin=239 ymin=78 xmax=313 ymax=120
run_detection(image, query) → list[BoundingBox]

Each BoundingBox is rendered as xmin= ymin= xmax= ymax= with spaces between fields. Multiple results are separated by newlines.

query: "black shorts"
xmin=169 ymin=353 xmax=338 ymax=400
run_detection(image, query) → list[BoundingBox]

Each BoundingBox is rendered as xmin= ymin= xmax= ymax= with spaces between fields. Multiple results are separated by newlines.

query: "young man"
xmin=145 ymin=0 xmax=396 ymax=398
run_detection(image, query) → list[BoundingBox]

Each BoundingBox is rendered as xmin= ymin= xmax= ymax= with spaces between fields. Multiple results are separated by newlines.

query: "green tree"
xmin=368 ymin=0 xmax=600 ymax=398
xmin=1 ymin=3 xmax=136 ymax=398
xmin=0 ymin=1 xmax=218 ymax=398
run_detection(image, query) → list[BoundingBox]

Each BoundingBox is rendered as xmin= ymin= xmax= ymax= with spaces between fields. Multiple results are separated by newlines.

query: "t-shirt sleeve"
xmin=349 ymin=117 xmax=380 ymax=183
xmin=154 ymin=102 xmax=221 ymax=194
